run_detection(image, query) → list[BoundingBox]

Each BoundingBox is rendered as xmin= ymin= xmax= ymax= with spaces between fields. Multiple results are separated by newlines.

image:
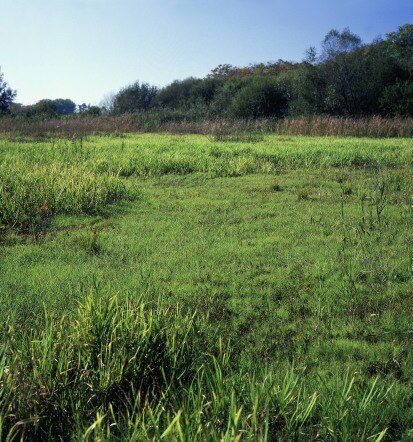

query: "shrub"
xmin=228 ymin=78 xmax=288 ymax=118
xmin=113 ymin=82 xmax=158 ymax=114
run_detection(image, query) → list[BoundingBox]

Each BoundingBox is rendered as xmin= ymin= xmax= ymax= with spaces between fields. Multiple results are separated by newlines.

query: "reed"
xmin=0 ymin=114 xmax=412 ymax=138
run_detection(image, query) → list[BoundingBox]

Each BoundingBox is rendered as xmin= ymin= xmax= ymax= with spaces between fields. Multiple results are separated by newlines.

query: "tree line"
xmin=1 ymin=24 xmax=412 ymax=119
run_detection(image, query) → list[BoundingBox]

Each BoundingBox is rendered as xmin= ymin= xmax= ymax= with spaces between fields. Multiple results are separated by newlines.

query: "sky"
xmin=1 ymin=0 xmax=412 ymax=105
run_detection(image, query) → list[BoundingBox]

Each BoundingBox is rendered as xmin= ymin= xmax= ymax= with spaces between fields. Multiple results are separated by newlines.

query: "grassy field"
xmin=0 ymin=134 xmax=412 ymax=440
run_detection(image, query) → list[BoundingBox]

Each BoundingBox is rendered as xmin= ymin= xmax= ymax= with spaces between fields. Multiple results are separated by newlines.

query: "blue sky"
xmin=1 ymin=0 xmax=411 ymax=105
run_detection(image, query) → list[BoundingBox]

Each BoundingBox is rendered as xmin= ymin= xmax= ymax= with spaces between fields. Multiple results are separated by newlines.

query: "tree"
xmin=293 ymin=28 xmax=407 ymax=116
xmin=208 ymin=64 xmax=235 ymax=78
xmin=228 ymin=78 xmax=288 ymax=118
xmin=317 ymin=47 xmax=395 ymax=115
xmin=100 ymin=92 xmax=116 ymax=114
xmin=386 ymin=24 xmax=413 ymax=61
xmin=154 ymin=78 xmax=200 ymax=109
xmin=380 ymin=80 xmax=413 ymax=116
xmin=78 ymin=103 xmax=88 ymax=113
xmin=209 ymin=77 xmax=246 ymax=115
xmin=190 ymin=78 xmax=221 ymax=106
xmin=29 ymin=99 xmax=76 ymax=116
xmin=81 ymin=105 xmax=101 ymax=116
xmin=380 ymin=24 xmax=413 ymax=115
xmin=113 ymin=82 xmax=158 ymax=114
xmin=30 ymin=99 xmax=57 ymax=116
xmin=320 ymin=28 xmax=362 ymax=61
xmin=53 ymin=99 xmax=76 ymax=115
xmin=0 ymin=68 xmax=16 ymax=113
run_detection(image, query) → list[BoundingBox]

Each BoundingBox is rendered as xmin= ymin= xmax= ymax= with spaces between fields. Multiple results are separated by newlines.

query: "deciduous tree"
xmin=0 ymin=68 xmax=16 ymax=113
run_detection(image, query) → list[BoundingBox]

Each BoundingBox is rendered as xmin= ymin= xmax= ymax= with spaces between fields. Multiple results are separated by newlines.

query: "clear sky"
xmin=1 ymin=0 xmax=412 ymax=105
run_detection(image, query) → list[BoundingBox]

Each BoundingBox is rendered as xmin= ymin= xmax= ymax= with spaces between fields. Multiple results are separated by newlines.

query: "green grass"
xmin=0 ymin=162 xmax=134 ymax=230
xmin=0 ymin=134 xmax=412 ymax=440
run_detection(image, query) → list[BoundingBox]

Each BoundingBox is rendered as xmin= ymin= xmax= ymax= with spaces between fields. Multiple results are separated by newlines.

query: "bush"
xmin=228 ymin=78 xmax=288 ymax=118
xmin=380 ymin=80 xmax=413 ymax=116
xmin=81 ymin=105 xmax=102 ymax=117
xmin=113 ymin=82 xmax=158 ymax=114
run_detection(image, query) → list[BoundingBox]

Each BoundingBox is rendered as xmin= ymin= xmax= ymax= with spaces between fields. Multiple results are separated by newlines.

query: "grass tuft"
xmin=0 ymin=161 xmax=136 ymax=230
xmin=0 ymin=294 xmax=409 ymax=440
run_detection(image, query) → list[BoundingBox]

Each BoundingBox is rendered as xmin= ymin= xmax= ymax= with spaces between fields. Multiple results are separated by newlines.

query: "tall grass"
xmin=1 ymin=135 xmax=412 ymax=232
xmin=0 ymin=162 xmax=132 ymax=230
xmin=0 ymin=114 xmax=412 ymax=138
xmin=92 ymin=149 xmax=274 ymax=178
xmin=0 ymin=294 xmax=408 ymax=440
xmin=275 ymin=116 xmax=413 ymax=138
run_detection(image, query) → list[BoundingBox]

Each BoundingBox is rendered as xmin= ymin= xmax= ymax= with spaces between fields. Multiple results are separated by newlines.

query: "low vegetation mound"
xmin=0 ymin=161 xmax=134 ymax=230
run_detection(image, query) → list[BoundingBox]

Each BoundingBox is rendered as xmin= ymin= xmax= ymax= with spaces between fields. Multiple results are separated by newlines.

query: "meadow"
xmin=0 ymin=133 xmax=412 ymax=440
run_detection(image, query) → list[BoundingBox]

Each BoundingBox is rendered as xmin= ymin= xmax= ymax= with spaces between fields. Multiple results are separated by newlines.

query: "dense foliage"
xmin=0 ymin=69 xmax=16 ymax=113
xmin=114 ymin=24 xmax=411 ymax=119
xmin=112 ymin=82 xmax=159 ymax=114
xmin=2 ymin=24 xmax=411 ymax=120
